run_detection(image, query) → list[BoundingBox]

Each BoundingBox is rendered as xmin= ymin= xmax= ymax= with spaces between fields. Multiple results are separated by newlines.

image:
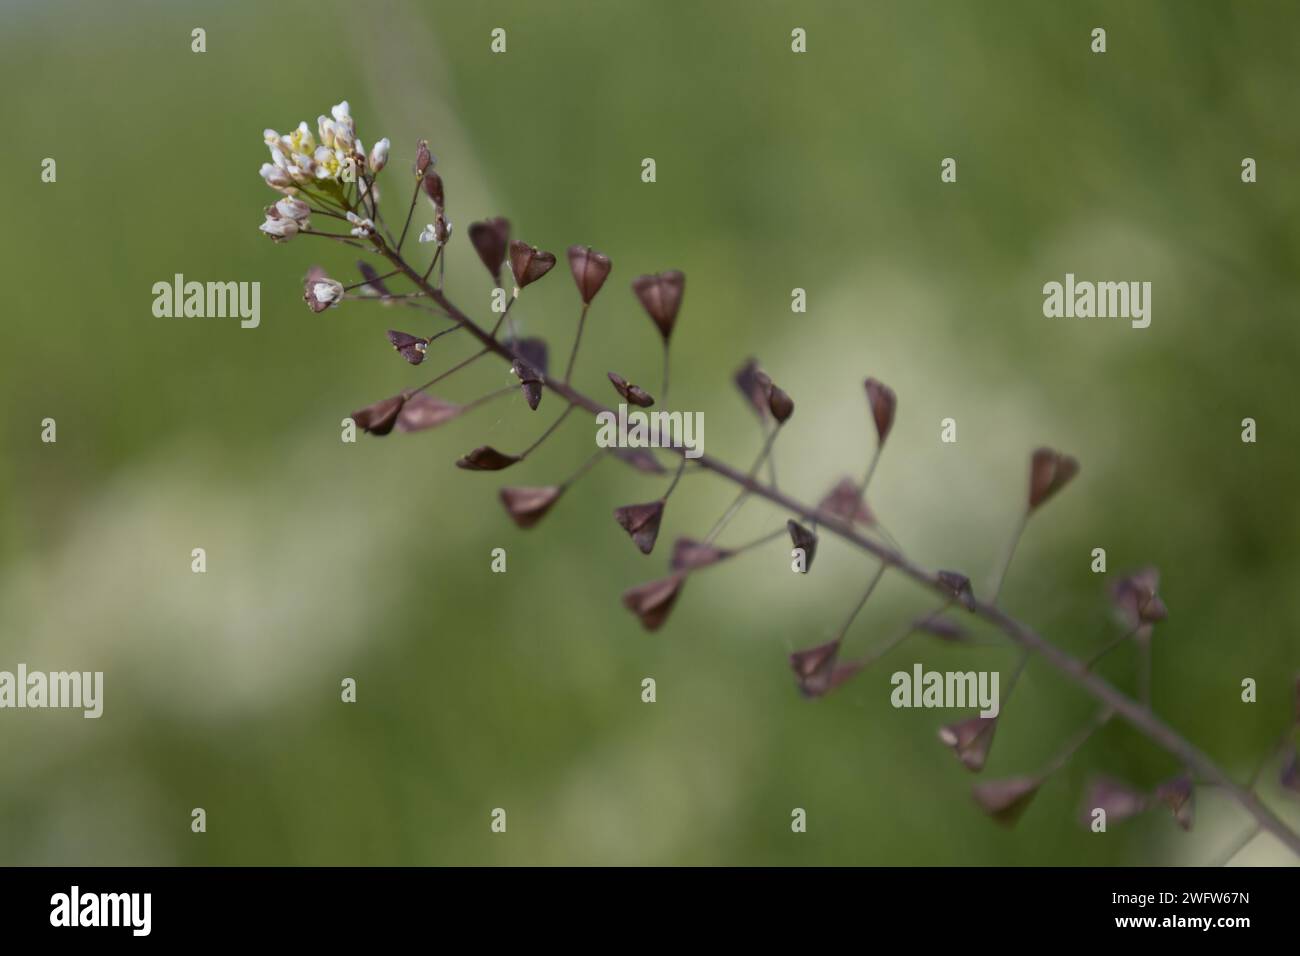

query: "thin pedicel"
xmin=257 ymin=102 xmax=1300 ymax=860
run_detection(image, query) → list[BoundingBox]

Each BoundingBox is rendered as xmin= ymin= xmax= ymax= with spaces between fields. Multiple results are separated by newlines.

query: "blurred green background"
xmin=2 ymin=0 xmax=1298 ymax=865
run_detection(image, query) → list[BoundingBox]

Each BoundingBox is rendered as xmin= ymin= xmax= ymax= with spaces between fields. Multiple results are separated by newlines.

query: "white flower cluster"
xmin=257 ymin=100 xmax=391 ymax=242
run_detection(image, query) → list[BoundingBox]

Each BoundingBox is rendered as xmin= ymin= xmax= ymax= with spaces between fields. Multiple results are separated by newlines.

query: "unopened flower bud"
xmin=334 ymin=122 xmax=355 ymax=152
xmin=369 ymin=137 xmax=390 ymax=173
xmin=259 ymin=216 xmax=299 ymax=241
xmin=306 ymin=279 xmax=343 ymax=311
xmin=275 ymin=196 xmax=311 ymax=222
xmin=260 ymin=163 xmax=293 ymax=191
xmin=317 ymin=116 xmax=337 ymax=149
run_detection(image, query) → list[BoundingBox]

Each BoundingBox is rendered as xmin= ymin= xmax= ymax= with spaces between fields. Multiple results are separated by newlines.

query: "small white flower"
xmin=317 ymin=115 xmax=337 ymax=150
xmin=369 ymin=137 xmax=390 ymax=173
xmin=331 ymin=101 xmax=351 ymax=125
xmin=346 ymin=211 xmax=375 ymax=238
xmin=335 ymin=125 xmax=355 ymax=154
xmin=260 ymin=163 xmax=293 ymax=190
xmin=275 ymin=196 xmax=312 ymax=222
xmin=304 ymin=273 xmax=346 ymax=312
xmin=286 ymin=121 xmax=315 ymax=155
xmin=417 ymin=223 xmax=437 ymax=243
xmin=313 ymin=280 xmax=344 ymax=305
xmin=312 ymin=145 xmax=344 ymax=180
xmin=259 ymin=216 xmax=300 ymax=241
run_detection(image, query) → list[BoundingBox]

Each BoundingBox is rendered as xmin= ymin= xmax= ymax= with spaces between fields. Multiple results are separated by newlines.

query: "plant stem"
xmin=703 ymin=428 xmax=779 ymax=543
xmin=564 ymin=302 xmax=590 ymax=385
xmin=397 ymin=177 xmax=423 ymax=251
xmin=460 ymin=385 xmax=516 ymax=414
xmin=662 ymin=457 xmax=687 ymax=500
xmin=560 ymin=450 xmax=606 ymax=491
xmin=989 ymin=510 xmax=1029 ymax=603
xmin=1085 ymin=624 xmax=1141 ymax=668
xmin=369 ymin=239 xmax=1300 ymax=860
xmin=858 ymin=444 xmax=882 ymax=503
xmin=1040 ymin=708 xmax=1112 ymax=777
xmin=406 ymin=347 xmax=488 ymax=396
xmin=491 ymin=292 xmax=518 ymax=339
xmin=422 ymin=243 xmax=444 ymax=283
xmin=850 ymin=603 xmax=934 ymax=669
xmin=342 ymin=268 xmax=403 ymax=292
xmin=729 ymin=526 xmax=788 ymax=554
xmin=833 ymin=563 xmax=888 ymax=644
xmin=661 ymin=339 xmax=671 ymax=404
xmin=520 ymin=405 xmax=575 ymax=459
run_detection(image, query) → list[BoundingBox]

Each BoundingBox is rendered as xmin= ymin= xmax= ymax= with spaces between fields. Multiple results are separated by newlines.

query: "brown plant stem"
xmin=490 ymin=292 xmax=519 ymax=339
xmin=461 ymin=385 xmax=516 ymax=414
xmin=560 ymin=450 xmax=607 ymax=491
xmin=564 ymin=302 xmax=590 ymax=386
xmin=422 ymin=243 xmax=444 ymax=284
xmin=729 ymin=526 xmax=789 ymax=554
xmin=703 ymin=428 xmax=780 ymax=543
xmin=989 ymin=510 xmax=1029 ymax=603
xmin=833 ymin=563 xmax=888 ymax=644
xmin=1040 ymin=708 xmax=1113 ymax=777
xmin=397 ymin=176 xmax=423 ymax=251
xmin=519 ymin=405 xmax=575 ymax=459
xmin=369 ymin=239 xmax=1300 ymax=859
xmin=847 ymin=598 xmax=947 ymax=670
xmin=407 ymin=347 xmax=489 ymax=396
xmin=1085 ymin=624 xmax=1142 ymax=668
xmin=660 ymin=340 xmax=671 ymax=405
xmin=343 ymin=268 xmax=404 ymax=292
xmin=662 ymin=458 xmax=687 ymax=500
xmin=857 ymin=444 xmax=882 ymax=505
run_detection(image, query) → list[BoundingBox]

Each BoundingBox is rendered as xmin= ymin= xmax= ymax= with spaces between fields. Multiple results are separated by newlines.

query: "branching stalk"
xmin=342 ymin=229 xmax=1300 ymax=859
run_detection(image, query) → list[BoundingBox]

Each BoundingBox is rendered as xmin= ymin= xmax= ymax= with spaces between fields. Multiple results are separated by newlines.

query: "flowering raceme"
xmin=252 ymin=98 xmax=1300 ymax=864
xmin=257 ymin=101 xmax=390 ymax=243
